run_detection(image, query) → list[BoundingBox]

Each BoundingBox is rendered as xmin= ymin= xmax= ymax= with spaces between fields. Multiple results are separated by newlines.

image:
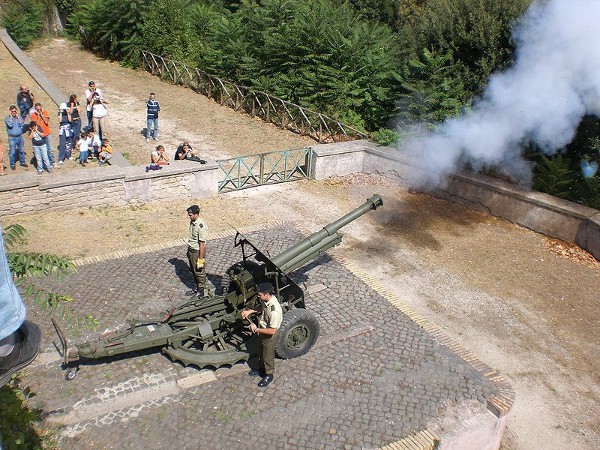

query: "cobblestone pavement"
xmin=23 ymin=226 xmax=501 ymax=449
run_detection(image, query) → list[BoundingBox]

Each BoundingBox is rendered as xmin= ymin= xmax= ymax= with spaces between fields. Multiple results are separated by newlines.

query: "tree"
xmin=1 ymin=0 xmax=45 ymax=48
xmin=406 ymin=0 xmax=532 ymax=95
xmin=68 ymin=0 xmax=148 ymax=65
xmin=141 ymin=0 xmax=201 ymax=64
xmin=397 ymin=48 xmax=468 ymax=130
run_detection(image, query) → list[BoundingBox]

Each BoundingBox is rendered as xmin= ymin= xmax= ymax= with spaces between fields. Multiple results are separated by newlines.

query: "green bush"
xmin=371 ymin=128 xmax=401 ymax=146
xmin=397 ymin=48 xmax=469 ymax=129
xmin=1 ymin=1 xmax=45 ymax=49
xmin=532 ymin=154 xmax=577 ymax=200
xmin=0 ymin=377 xmax=51 ymax=449
xmin=407 ymin=0 xmax=532 ymax=95
xmin=67 ymin=0 xmax=148 ymax=65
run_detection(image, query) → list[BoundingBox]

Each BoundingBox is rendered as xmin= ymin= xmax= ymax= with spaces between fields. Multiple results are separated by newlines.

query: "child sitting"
xmin=87 ymin=129 xmax=102 ymax=159
xmin=99 ymin=138 xmax=113 ymax=165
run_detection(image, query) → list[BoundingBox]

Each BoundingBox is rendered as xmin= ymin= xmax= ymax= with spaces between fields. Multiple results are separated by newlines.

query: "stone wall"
xmin=1 ymin=139 xmax=597 ymax=260
xmin=312 ymin=141 xmax=600 ymax=261
xmin=0 ymin=160 xmax=219 ymax=216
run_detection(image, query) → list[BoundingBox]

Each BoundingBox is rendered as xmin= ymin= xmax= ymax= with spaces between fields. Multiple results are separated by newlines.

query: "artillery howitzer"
xmin=53 ymin=195 xmax=384 ymax=380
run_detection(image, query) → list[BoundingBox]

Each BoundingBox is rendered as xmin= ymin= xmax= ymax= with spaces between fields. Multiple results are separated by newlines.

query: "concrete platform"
xmin=23 ymin=224 xmax=512 ymax=449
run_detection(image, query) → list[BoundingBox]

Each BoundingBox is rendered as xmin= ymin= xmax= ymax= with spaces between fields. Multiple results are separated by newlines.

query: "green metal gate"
xmin=217 ymin=147 xmax=313 ymax=193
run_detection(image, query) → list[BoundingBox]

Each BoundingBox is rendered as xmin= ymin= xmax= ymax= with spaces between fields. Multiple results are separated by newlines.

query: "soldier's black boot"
xmin=258 ymin=375 xmax=273 ymax=387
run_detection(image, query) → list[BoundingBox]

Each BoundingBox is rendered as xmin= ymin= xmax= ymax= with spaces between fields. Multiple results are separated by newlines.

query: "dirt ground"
xmin=1 ymin=38 xmax=599 ymax=449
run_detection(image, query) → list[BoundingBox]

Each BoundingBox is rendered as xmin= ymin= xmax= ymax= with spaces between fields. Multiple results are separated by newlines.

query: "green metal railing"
xmin=217 ymin=148 xmax=313 ymax=193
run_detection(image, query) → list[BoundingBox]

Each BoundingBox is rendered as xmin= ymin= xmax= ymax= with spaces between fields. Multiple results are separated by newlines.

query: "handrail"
xmin=141 ymin=51 xmax=367 ymax=144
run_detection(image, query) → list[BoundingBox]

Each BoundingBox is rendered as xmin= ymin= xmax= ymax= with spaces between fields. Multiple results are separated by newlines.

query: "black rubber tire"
xmin=275 ymin=308 xmax=320 ymax=359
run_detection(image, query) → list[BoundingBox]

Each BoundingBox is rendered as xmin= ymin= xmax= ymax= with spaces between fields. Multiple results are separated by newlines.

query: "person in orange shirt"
xmin=30 ymin=103 xmax=56 ymax=168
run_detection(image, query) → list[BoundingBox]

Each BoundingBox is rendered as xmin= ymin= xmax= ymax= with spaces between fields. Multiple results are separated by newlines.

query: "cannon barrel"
xmin=270 ymin=194 xmax=383 ymax=272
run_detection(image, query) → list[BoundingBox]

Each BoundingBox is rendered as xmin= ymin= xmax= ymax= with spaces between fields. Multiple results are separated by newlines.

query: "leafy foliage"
xmin=1 ymin=0 xmax=45 ymax=48
xmin=406 ymin=0 xmax=531 ymax=94
xmin=0 ymin=376 xmax=51 ymax=450
xmin=141 ymin=0 xmax=201 ymax=63
xmin=67 ymin=0 xmax=148 ymax=65
xmin=397 ymin=48 xmax=469 ymax=130
xmin=3 ymin=225 xmax=98 ymax=330
xmin=371 ymin=127 xmax=401 ymax=146
xmin=532 ymin=155 xmax=577 ymax=200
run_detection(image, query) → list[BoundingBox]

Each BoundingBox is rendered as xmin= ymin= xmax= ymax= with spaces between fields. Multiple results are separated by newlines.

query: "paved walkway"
xmin=23 ymin=225 xmax=509 ymax=449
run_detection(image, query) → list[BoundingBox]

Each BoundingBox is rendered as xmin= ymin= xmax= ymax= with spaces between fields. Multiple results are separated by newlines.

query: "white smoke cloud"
xmin=400 ymin=0 xmax=600 ymax=186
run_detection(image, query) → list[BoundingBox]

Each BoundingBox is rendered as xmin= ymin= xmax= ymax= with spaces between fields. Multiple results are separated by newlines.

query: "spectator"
xmin=68 ymin=94 xmax=82 ymax=152
xmin=91 ymin=96 xmax=108 ymax=142
xmin=4 ymin=105 xmax=26 ymax=170
xmin=87 ymin=129 xmax=101 ymax=159
xmin=84 ymin=81 xmax=106 ymax=127
xmin=174 ymin=142 xmax=195 ymax=160
xmin=75 ymin=131 xmax=89 ymax=166
xmin=151 ymin=145 xmax=169 ymax=166
xmin=0 ymin=224 xmax=41 ymax=387
xmin=98 ymin=138 xmax=113 ymax=165
xmin=57 ymin=103 xmax=73 ymax=165
xmin=16 ymin=85 xmax=35 ymax=121
xmin=146 ymin=92 xmax=160 ymax=141
xmin=30 ymin=103 xmax=55 ymax=168
xmin=27 ymin=121 xmax=51 ymax=174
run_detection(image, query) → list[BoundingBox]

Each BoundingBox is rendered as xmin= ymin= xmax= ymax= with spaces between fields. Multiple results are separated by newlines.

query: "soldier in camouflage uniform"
xmin=185 ymin=205 xmax=208 ymax=298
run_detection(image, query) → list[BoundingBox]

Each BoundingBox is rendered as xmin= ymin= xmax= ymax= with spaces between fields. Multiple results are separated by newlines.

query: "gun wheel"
xmin=275 ymin=308 xmax=320 ymax=359
xmin=66 ymin=367 xmax=78 ymax=380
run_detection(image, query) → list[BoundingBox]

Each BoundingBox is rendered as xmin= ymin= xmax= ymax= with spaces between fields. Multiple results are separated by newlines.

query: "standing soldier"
xmin=241 ymin=282 xmax=283 ymax=388
xmin=186 ymin=205 xmax=208 ymax=298
xmin=145 ymin=92 xmax=160 ymax=141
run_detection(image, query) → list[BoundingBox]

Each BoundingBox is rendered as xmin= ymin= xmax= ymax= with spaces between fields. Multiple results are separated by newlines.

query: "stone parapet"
xmin=312 ymin=141 xmax=600 ymax=260
xmin=0 ymin=160 xmax=219 ymax=216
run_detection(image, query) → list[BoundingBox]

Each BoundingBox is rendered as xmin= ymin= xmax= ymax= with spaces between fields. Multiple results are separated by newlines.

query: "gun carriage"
xmin=53 ymin=195 xmax=384 ymax=379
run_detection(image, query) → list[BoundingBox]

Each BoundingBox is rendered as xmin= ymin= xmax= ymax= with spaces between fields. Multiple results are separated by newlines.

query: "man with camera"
xmin=4 ymin=105 xmax=26 ymax=170
xmin=16 ymin=85 xmax=35 ymax=121
xmin=30 ymin=103 xmax=55 ymax=168
xmin=85 ymin=81 xmax=106 ymax=127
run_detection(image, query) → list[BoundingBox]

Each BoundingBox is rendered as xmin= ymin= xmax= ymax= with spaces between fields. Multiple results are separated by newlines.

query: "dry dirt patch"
xmin=24 ymin=38 xmax=314 ymax=166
